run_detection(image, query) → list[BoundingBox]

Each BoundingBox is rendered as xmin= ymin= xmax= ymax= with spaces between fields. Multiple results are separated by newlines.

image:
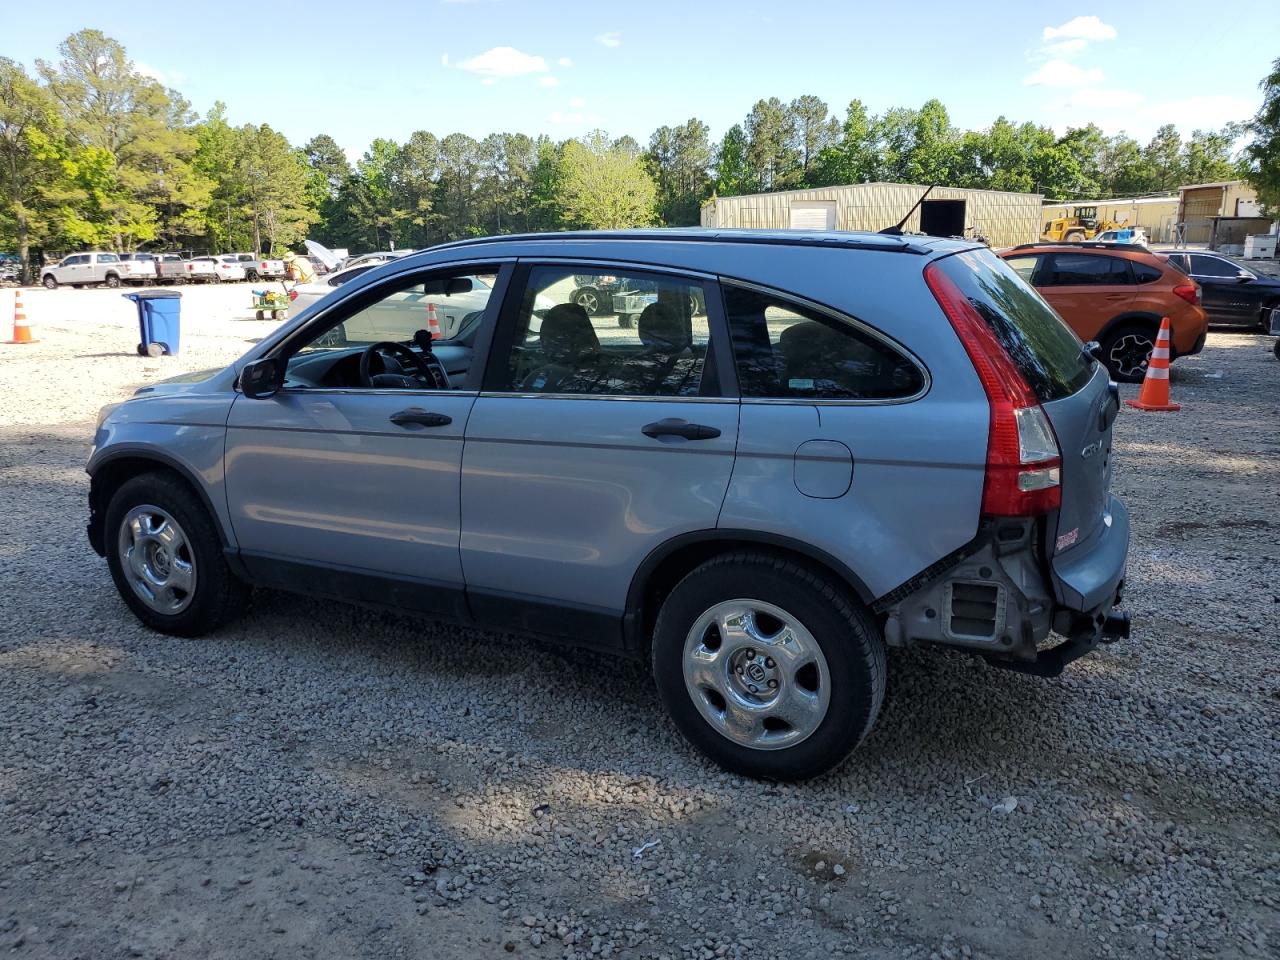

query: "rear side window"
xmin=934 ymin=250 xmax=1093 ymax=402
xmin=723 ymin=284 xmax=924 ymax=400
xmin=1044 ymin=253 xmax=1131 ymax=286
xmin=1131 ymin=261 xmax=1163 ymax=283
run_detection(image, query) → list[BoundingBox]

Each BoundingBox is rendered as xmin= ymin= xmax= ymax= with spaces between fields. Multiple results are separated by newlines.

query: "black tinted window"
xmin=1131 ymin=262 xmax=1162 ymax=283
xmin=501 ymin=266 xmax=709 ymax=397
xmin=935 ymin=249 xmax=1093 ymax=402
xmin=1045 ymin=253 xmax=1130 ymax=286
xmin=1188 ymin=255 xmax=1239 ymax=278
xmin=723 ymin=285 xmax=923 ymax=400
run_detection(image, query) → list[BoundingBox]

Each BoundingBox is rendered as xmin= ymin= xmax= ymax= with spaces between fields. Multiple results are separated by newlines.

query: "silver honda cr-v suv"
xmin=88 ymin=230 xmax=1131 ymax=779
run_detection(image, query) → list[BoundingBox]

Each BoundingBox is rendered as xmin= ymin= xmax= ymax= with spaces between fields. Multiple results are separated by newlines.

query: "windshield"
xmin=936 ymin=249 xmax=1094 ymax=401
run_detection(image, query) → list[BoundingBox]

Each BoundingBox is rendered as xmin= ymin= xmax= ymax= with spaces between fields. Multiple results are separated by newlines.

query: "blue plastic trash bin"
xmin=123 ymin=290 xmax=182 ymax=356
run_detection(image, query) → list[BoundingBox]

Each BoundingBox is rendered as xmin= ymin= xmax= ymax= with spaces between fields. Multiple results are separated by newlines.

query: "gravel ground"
xmin=1 ymin=285 xmax=1278 ymax=959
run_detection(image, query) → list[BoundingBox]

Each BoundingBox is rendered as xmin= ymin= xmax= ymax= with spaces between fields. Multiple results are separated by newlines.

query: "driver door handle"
xmin=641 ymin=418 xmax=721 ymax=440
xmin=389 ymin=408 xmax=452 ymax=428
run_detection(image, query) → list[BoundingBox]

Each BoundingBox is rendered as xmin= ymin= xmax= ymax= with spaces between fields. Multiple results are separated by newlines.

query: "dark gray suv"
xmin=88 ymin=230 xmax=1131 ymax=779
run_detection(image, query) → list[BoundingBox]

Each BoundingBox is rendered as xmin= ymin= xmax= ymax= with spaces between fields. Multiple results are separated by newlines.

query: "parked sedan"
xmin=87 ymin=230 xmax=1131 ymax=780
xmin=214 ymin=256 xmax=248 ymax=282
xmin=1160 ymin=251 xmax=1280 ymax=330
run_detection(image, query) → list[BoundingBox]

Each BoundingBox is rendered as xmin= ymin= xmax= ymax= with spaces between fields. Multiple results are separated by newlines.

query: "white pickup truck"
xmin=118 ymin=253 xmax=159 ymax=284
xmin=41 ymin=252 xmax=127 ymax=289
xmin=230 ymin=253 xmax=286 ymax=282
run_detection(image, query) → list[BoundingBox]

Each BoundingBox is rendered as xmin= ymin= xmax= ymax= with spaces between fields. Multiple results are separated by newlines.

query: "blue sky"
xmin=5 ymin=1 xmax=1277 ymax=160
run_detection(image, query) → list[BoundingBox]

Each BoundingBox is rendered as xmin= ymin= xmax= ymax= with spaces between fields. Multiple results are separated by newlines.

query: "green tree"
xmin=235 ymin=123 xmax=316 ymax=254
xmin=556 ymin=130 xmax=656 ymax=229
xmin=745 ymin=98 xmax=799 ymax=190
xmin=1141 ymin=124 xmax=1183 ymax=192
xmin=712 ymin=123 xmax=755 ymax=196
xmin=527 ymin=137 xmax=565 ymax=231
xmin=646 ymin=118 xmax=711 ymax=225
xmin=812 ymin=99 xmax=876 ymax=186
xmin=788 ymin=95 xmax=838 ymax=183
xmin=433 ymin=133 xmax=481 ymax=241
xmin=0 ymin=58 xmax=66 ymax=279
xmin=37 ymin=29 xmax=207 ymax=249
xmin=1183 ymin=124 xmax=1244 ymax=186
xmin=1246 ymin=57 xmax=1280 ymax=213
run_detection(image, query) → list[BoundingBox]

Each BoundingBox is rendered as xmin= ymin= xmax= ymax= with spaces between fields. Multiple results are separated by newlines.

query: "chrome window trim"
xmin=719 ymin=277 xmax=932 ymax=406
xmin=278 ymin=387 xmax=481 ymax=399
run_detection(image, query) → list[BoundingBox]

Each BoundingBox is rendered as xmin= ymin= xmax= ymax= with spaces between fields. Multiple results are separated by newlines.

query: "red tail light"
xmin=187 ymin=263 xmax=194 ymax=271
xmin=288 ymin=289 xmax=298 ymax=301
xmin=1172 ymin=282 xmax=1199 ymax=305
xmin=924 ymin=263 xmax=1062 ymax=516
xmin=261 ymin=262 xmax=269 ymax=270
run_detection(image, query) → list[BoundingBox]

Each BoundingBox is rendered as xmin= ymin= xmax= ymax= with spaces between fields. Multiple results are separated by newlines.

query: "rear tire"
xmin=652 ymin=551 xmax=886 ymax=780
xmin=42 ymin=275 xmax=57 ymax=289
xmin=104 ymin=273 xmax=120 ymax=288
xmin=1099 ymin=322 xmax=1156 ymax=383
xmin=1261 ymin=300 xmax=1278 ymax=333
xmin=104 ymin=472 xmax=248 ymax=637
xmin=245 ymin=270 xmax=260 ymax=282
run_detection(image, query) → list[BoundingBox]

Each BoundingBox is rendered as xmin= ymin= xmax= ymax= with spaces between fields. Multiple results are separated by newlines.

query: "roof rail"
xmin=421 ymin=229 xmax=937 ymax=256
xmin=1010 ymin=241 xmax=1147 ymax=252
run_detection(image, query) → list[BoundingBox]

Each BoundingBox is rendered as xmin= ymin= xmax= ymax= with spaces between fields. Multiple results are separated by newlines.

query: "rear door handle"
xmin=641 ymin=418 xmax=721 ymax=440
xmin=389 ymin=407 xmax=452 ymax=428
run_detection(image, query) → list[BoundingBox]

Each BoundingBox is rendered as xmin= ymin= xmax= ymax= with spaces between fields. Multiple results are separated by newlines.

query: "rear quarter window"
xmin=936 ymin=249 xmax=1094 ymax=402
xmin=1131 ymin=261 xmax=1163 ymax=283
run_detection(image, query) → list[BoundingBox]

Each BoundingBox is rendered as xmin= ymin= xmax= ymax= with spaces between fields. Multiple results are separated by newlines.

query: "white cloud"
xmin=441 ymin=53 xmax=450 ymax=67
xmin=134 ymin=61 xmax=184 ymax=85
xmin=569 ymin=97 xmax=586 ymax=108
xmin=456 ymin=46 xmax=548 ymax=79
xmin=594 ymin=31 xmax=621 ymax=47
xmin=1040 ymin=38 xmax=1087 ymax=58
xmin=558 ymin=56 xmax=573 ymax=67
xmin=1054 ymin=88 xmax=1145 ymax=111
xmin=1024 ymin=59 xmax=1104 ymax=87
xmin=540 ymin=76 xmax=560 ymax=87
xmin=1043 ymin=15 xmax=1116 ymax=42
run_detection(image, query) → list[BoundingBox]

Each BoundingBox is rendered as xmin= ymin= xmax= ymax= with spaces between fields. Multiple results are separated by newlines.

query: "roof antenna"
xmin=879 ymin=184 xmax=936 ymax=235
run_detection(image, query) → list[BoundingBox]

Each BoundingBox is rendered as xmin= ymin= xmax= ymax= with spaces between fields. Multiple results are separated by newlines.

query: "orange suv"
xmin=999 ymin=242 xmax=1208 ymax=382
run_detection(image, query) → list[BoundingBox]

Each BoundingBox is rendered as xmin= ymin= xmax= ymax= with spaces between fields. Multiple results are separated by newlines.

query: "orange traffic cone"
xmin=426 ymin=302 xmax=442 ymax=340
xmin=5 ymin=290 xmax=37 ymax=344
xmin=1125 ymin=316 xmax=1179 ymax=412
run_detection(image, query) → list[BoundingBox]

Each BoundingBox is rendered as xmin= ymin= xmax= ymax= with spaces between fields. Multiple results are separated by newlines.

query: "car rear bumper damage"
xmin=879 ymin=500 xmax=1130 ymax=678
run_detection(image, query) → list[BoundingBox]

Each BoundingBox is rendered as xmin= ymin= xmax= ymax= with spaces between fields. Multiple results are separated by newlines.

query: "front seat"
xmin=520 ymin=302 xmax=601 ymax=392
xmin=632 ymin=302 xmax=700 ymax=395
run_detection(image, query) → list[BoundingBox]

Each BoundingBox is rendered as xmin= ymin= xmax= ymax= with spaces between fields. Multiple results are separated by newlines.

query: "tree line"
xmin=1 ymin=30 xmax=1269 ymax=284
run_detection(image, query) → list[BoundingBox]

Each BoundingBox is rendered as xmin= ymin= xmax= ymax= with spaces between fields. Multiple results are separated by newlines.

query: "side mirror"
xmin=240 ymin=357 xmax=282 ymax=398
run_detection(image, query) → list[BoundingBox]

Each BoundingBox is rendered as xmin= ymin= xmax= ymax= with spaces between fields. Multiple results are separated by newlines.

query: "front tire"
xmin=571 ymin=286 xmax=602 ymax=316
xmin=104 ymin=472 xmax=248 ymax=637
xmin=652 ymin=551 xmax=886 ymax=780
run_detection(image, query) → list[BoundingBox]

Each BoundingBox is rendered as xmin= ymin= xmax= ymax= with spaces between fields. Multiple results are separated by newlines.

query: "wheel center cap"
xmin=745 ymin=662 xmax=767 ymax=683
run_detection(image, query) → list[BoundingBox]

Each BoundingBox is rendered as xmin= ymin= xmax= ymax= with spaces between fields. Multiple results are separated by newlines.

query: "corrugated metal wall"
xmin=701 ymin=182 xmax=1044 ymax=247
xmin=1040 ymin=197 xmax=1181 ymax=242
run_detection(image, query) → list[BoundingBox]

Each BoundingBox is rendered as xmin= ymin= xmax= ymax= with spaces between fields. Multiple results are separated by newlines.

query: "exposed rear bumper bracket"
xmin=984 ymin=608 xmax=1131 ymax=678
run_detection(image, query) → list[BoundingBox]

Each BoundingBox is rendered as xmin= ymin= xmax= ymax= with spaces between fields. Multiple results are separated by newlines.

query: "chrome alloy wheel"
xmin=682 ymin=599 xmax=831 ymax=750
xmin=1109 ymin=333 xmax=1154 ymax=380
xmin=117 ymin=505 xmax=197 ymax=614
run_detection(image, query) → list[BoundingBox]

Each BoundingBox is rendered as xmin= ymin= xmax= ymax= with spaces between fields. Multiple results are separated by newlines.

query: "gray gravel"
xmin=1 ymin=288 xmax=1277 ymax=958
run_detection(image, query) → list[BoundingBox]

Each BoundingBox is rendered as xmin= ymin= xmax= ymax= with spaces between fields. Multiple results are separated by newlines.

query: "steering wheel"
xmin=357 ymin=341 xmax=434 ymax=389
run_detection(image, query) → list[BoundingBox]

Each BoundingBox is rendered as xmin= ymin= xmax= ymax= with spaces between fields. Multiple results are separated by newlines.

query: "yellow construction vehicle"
xmin=1040 ymin=206 xmax=1125 ymax=242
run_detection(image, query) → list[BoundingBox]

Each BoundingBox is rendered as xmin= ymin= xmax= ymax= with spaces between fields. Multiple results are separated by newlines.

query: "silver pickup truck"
xmin=41 ymin=252 xmax=126 ymax=289
xmin=153 ymin=254 xmax=189 ymax=284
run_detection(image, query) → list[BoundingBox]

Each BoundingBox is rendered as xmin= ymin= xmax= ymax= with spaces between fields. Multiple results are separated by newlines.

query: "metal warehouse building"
xmin=700 ymin=182 xmax=1044 ymax=248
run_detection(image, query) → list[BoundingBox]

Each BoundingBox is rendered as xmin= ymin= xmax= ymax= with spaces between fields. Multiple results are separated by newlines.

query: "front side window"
xmin=499 ymin=266 xmax=709 ymax=397
xmin=283 ymin=269 xmax=498 ymax=389
xmin=723 ymin=284 xmax=923 ymax=400
xmin=1043 ymin=253 xmax=1130 ymax=286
